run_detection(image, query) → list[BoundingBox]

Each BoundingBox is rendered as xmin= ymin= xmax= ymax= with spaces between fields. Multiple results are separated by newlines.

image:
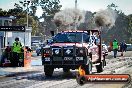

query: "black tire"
xmin=103 ymin=60 xmax=106 ymax=67
xmin=89 ymin=62 xmax=92 ymax=74
xmin=96 ymin=62 xmax=103 ymax=73
xmin=83 ymin=62 xmax=92 ymax=75
xmin=89 ymin=55 xmax=93 ymax=74
xmin=102 ymin=56 xmax=106 ymax=67
xmin=63 ymin=68 xmax=70 ymax=73
xmin=44 ymin=66 xmax=54 ymax=77
xmin=76 ymin=76 xmax=86 ymax=85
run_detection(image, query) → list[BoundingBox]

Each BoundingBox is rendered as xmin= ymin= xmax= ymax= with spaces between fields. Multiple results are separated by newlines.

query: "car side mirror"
xmin=50 ymin=31 xmax=54 ymax=36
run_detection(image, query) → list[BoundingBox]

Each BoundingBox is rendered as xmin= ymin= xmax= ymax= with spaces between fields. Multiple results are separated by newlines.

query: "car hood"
xmin=51 ymin=43 xmax=89 ymax=47
xmin=44 ymin=43 xmax=89 ymax=48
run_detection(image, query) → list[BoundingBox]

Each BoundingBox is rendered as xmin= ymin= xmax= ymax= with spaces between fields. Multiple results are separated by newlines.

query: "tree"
xmin=107 ymin=3 xmax=118 ymax=10
xmin=0 ymin=8 xmax=8 ymax=16
xmin=13 ymin=1 xmax=39 ymax=35
xmin=35 ymin=0 xmax=62 ymax=19
xmin=30 ymin=0 xmax=62 ymax=36
xmin=126 ymin=14 xmax=132 ymax=43
xmin=0 ymin=1 xmax=39 ymax=36
xmin=102 ymin=3 xmax=132 ymax=44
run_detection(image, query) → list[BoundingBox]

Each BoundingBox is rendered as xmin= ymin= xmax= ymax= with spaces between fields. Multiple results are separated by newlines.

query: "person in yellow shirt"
xmin=11 ymin=37 xmax=22 ymax=66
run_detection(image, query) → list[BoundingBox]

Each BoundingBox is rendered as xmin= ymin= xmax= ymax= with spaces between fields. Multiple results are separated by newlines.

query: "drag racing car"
xmin=41 ymin=30 xmax=107 ymax=76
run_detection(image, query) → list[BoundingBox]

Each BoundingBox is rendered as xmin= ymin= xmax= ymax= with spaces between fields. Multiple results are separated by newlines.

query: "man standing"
xmin=112 ymin=39 xmax=119 ymax=58
xmin=124 ymin=41 xmax=127 ymax=52
xmin=12 ymin=37 xmax=22 ymax=66
xmin=120 ymin=40 xmax=127 ymax=56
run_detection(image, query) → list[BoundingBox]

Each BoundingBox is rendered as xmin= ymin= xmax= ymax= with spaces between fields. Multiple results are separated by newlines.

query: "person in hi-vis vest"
xmin=12 ymin=37 xmax=22 ymax=66
xmin=112 ymin=39 xmax=119 ymax=58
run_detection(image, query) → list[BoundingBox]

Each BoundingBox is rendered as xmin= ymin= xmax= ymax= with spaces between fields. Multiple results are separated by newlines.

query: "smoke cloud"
xmin=94 ymin=8 xmax=118 ymax=28
xmin=54 ymin=8 xmax=85 ymax=27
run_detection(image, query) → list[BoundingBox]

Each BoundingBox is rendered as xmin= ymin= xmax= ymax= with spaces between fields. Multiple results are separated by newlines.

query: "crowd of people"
xmin=112 ymin=39 xmax=127 ymax=58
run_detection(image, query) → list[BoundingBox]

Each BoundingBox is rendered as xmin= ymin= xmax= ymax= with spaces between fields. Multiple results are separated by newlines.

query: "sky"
xmin=0 ymin=0 xmax=132 ymax=16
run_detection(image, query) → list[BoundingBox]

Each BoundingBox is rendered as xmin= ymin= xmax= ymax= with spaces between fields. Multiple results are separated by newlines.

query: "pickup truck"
xmin=41 ymin=30 xmax=107 ymax=76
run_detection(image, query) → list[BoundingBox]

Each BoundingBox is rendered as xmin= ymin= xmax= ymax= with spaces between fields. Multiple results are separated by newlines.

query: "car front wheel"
xmin=44 ymin=66 xmax=54 ymax=77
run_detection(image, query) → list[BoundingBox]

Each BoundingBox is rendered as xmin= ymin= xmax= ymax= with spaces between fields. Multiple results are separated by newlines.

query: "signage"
xmin=0 ymin=26 xmax=25 ymax=32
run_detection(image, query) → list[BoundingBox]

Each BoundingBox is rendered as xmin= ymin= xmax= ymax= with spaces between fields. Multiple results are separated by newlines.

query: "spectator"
xmin=0 ymin=42 xmax=11 ymax=66
xmin=120 ymin=40 xmax=127 ymax=56
xmin=112 ymin=39 xmax=119 ymax=58
xmin=124 ymin=42 xmax=127 ymax=52
xmin=11 ymin=37 xmax=22 ymax=67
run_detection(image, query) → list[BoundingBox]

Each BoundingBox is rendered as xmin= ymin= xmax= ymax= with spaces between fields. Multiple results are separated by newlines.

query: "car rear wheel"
xmin=96 ymin=62 xmax=103 ymax=73
xmin=103 ymin=60 xmax=106 ymax=67
xmin=88 ymin=61 xmax=92 ymax=74
xmin=103 ymin=55 xmax=106 ymax=67
xmin=83 ymin=62 xmax=92 ymax=75
xmin=44 ymin=66 xmax=54 ymax=77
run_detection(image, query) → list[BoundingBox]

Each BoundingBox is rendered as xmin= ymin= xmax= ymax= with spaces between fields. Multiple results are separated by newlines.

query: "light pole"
xmin=74 ymin=0 xmax=77 ymax=30
xmin=75 ymin=0 xmax=77 ymax=10
xmin=23 ymin=0 xmax=30 ymax=49
xmin=44 ymin=24 xmax=46 ymax=42
xmin=24 ymin=0 xmax=30 ymax=28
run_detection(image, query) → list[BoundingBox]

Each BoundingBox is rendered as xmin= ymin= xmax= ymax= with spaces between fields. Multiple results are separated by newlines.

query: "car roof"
xmin=61 ymin=29 xmax=100 ymax=33
xmin=62 ymin=30 xmax=88 ymax=33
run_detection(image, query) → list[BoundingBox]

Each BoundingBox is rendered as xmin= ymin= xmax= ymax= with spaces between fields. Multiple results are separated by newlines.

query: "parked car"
xmin=42 ymin=30 xmax=107 ymax=76
xmin=126 ymin=44 xmax=132 ymax=51
xmin=36 ymin=44 xmax=45 ymax=56
xmin=36 ymin=47 xmax=41 ymax=56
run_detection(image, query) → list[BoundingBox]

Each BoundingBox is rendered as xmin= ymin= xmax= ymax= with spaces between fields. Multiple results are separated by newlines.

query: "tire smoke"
xmin=94 ymin=8 xmax=118 ymax=28
xmin=54 ymin=8 xmax=84 ymax=27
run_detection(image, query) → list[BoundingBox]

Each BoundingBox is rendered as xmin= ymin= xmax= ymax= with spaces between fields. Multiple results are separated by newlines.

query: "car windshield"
xmin=53 ymin=32 xmax=90 ymax=43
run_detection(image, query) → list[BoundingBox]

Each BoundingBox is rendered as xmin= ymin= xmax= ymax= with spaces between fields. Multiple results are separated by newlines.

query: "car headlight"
xmin=79 ymin=49 xmax=84 ymax=54
xmin=66 ymin=49 xmax=71 ymax=54
xmin=44 ymin=49 xmax=50 ymax=57
xmin=45 ymin=50 xmax=50 ymax=53
xmin=63 ymin=47 xmax=73 ymax=55
xmin=52 ymin=48 xmax=61 ymax=55
xmin=55 ymin=49 xmax=59 ymax=54
xmin=76 ymin=47 xmax=86 ymax=56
